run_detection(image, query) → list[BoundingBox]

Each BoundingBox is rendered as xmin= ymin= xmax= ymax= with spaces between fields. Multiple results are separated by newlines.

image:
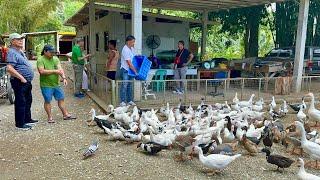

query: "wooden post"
xmin=201 ymin=10 xmax=208 ymax=60
xmin=89 ymin=0 xmax=96 ymax=73
xmin=293 ymin=0 xmax=310 ymax=93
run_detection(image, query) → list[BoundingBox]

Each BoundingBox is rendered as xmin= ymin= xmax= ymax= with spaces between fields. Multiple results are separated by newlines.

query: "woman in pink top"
xmin=106 ymin=40 xmax=119 ymax=80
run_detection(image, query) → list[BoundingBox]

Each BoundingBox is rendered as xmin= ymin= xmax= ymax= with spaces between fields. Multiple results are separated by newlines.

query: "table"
xmin=197 ymin=68 xmax=231 ymax=90
xmin=149 ymin=69 xmax=198 ymax=77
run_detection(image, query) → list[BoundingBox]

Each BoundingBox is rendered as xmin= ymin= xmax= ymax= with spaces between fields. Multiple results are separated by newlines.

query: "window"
xmin=104 ymin=32 xmax=109 ymax=51
xmin=96 ymin=33 xmax=99 ymax=51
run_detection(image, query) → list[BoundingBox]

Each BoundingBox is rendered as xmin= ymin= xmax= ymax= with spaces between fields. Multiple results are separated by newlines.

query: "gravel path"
xmin=1 ymin=64 xmax=320 ymax=180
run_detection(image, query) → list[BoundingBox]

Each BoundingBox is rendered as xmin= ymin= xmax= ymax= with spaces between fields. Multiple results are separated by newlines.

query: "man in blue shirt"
xmin=6 ymin=33 xmax=38 ymax=130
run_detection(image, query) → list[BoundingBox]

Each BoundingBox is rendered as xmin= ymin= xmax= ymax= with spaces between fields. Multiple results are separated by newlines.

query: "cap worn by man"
xmin=8 ymin=33 xmax=25 ymax=42
xmin=43 ymin=44 xmax=56 ymax=53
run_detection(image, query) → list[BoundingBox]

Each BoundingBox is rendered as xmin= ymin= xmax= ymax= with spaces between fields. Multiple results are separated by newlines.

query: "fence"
xmin=63 ymin=63 xmax=320 ymax=108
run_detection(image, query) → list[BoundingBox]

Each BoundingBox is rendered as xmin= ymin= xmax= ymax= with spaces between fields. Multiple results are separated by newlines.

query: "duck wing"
xmin=268 ymin=155 xmax=294 ymax=168
xmin=289 ymin=104 xmax=300 ymax=112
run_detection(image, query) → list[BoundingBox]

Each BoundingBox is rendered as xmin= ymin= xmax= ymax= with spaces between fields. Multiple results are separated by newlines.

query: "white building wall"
xmin=75 ymin=11 xmax=190 ymax=74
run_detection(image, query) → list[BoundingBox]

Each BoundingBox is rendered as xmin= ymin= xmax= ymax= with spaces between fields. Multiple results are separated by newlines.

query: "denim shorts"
xmin=41 ymin=86 xmax=65 ymax=103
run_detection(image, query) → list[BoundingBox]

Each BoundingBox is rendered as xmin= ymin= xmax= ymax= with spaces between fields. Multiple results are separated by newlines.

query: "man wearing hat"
xmin=37 ymin=45 xmax=76 ymax=123
xmin=6 ymin=33 xmax=38 ymax=130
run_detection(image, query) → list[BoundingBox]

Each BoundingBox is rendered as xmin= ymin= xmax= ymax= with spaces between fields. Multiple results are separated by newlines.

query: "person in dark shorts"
xmin=106 ymin=40 xmax=119 ymax=80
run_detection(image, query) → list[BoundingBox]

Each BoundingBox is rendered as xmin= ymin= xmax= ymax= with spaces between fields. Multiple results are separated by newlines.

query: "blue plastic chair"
xmin=153 ymin=69 xmax=167 ymax=92
xmin=209 ymin=71 xmax=227 ymax=97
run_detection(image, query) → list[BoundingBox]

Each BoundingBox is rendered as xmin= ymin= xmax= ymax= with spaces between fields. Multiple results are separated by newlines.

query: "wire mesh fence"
xmin=80 ymin=68 xmax=320 ymax=108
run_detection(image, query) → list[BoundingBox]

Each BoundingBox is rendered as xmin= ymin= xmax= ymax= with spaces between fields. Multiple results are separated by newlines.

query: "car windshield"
xmin=266 ymin=50 xmax=279 ymax=57
xmin=314 ymin=49 xmax=320 ymax=57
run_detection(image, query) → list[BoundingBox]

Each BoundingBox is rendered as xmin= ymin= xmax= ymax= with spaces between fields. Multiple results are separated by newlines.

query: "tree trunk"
xmin=244 ymin=7 xmax=261 ymax=58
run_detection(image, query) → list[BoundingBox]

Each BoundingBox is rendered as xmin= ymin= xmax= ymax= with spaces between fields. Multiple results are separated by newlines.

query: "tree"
xmin=210 ymin=5 xmax=267 ymax=58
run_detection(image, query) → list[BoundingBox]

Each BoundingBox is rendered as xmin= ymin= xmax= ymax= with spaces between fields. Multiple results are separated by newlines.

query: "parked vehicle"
xmin=254 ymin=46 xmax=320 ymax=74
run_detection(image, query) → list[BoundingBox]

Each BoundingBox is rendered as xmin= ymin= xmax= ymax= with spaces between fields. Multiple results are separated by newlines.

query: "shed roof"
xmin=65 ymin=0 xmax=285 ymax=27
xmin=95 ymin=0 xmax=284 ymax=12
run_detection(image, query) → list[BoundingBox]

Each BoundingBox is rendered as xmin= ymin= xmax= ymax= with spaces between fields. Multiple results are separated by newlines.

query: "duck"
xmin=173 ymin=133 xmax=196 ymax=161
xmin=198 ymin=140 xmax=216 ymax=154
xmin=261 ymin=148 xmax=294 ymax=172
xmin=241 ymin=133 xmax=259 ymax=156
xmin=223 ymin=126 xmax=235 ymax=143
xmin=101 ymin=125 xmax=125 ymax=141
xmin=107 ymin=104 xmax=130 ymax=114
xmin=238 ymin=94 xmax=255 ymax=108
xmin=279 ymin=100 xmax=289 ymax=115
xmin=137 ymin=142 xmax=168 ymax=155
xmin=295 ymin=121 xmax=320 ymax=168
xmin=233 ymin=92 xmax=239 ymax=104
xmin=271 ymin=96 xmax=277 ymax=109
xmin=289 ymin=97 xmax=307 ymax=112
xmin=298 ymin=158 xmax=320 ymax=180
xmin=194 ymin=146 xmax=241 ymax=175
xmin=123 ymin=131 xmax=143 ymax=143
xmin=297 ymin=104 xmax=307 ymax=122
xmin=262 ymin=127 xmax=273 ymax=149
xmin=89 ymin=108 xmax=114 ymax=128
xmin=269 ymin=104 xmax=281 ymax=120
xmin=83 ymin=140 xmax=99 ymax=159
xmin=209 ymin=142 xmax=237 ymax=155
xmin=305 ymin=92 xmax=320 ymax=127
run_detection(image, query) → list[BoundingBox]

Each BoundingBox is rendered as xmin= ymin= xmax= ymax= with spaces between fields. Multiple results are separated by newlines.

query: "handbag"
xmin=174 ymin=49 xmax=184 ymax=64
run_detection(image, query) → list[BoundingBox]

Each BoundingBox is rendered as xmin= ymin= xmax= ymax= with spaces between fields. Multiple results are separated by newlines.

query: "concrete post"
xmin=89 ymin=0 xmax=96 ymax=73
xmin=201 ymin=10 xmax=208 ymax=60
xmin=132 ymin=0 xmax=142 ymax=102
xmin=293 ymin=0 xmax=310 ymax=93
xmin=132 ymin=0 xmax=142 ymax=54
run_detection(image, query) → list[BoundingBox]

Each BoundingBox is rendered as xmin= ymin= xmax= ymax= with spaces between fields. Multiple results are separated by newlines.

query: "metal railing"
xmin=66 ymin=66 xmax=320 ymax=108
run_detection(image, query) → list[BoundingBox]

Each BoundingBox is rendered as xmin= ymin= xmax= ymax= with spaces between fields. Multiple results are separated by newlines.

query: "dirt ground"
xmin=1 ymin=65 xmax=320 ymax=180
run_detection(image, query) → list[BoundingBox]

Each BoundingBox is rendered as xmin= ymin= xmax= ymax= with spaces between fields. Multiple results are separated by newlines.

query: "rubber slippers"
xmin=48 ymin=118 xmax=55 ymax=123
xmin=63 ymin=115 xmax=77 ymax=120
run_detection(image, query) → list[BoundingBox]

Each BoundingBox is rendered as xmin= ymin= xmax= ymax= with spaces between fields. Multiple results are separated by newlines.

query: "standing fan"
xmin=146 ymin=35 xmax=161 ymax=56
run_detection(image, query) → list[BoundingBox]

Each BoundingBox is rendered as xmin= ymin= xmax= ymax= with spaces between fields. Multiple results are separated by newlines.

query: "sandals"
xmin=63 ymin=115 xmax=77 ymax=120
xmin=48 ymin=118 xmax=55 ymax=123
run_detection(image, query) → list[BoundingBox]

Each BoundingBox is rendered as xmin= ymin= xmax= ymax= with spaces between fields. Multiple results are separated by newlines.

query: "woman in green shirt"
xmin=37 ymin=45 xmax=76 ymax=123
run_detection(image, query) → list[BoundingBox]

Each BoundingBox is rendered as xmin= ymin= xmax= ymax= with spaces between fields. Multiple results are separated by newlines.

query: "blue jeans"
xmin=10 ymin=78 xmax=33 ymax=128
xmin=120 ymin=68 xmax=133 ymax=103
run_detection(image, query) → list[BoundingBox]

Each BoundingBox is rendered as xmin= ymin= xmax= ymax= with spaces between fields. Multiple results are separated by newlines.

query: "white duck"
xmin=297 ymin=158 xmax=320 ymax=180
xmin=297 ymin=104 xmax=307 ymax=122
xmin=107 ymin=104 xmax=130 ymax=114
xmin=194 ymin=146 xmax=241 ymax=173
xmin=306 ymin=92 xmax=320 ymax=127
xmin=101 ymin=125 xmax=125 ymax=141
xmin=223 ymin=126 xmax=235 ymax=143
xmin=271 ymin=96 xmax=277 ymax=109
xmin=295 ymin=121 xmax=320 ymax=167
xmin=233 ymin=92 xmax=239 ymax=104
xmin=89 ymin=108 xmax=112 ymax=121
xmin=281 ymin=100 xmax=289 ymax=114
xmin=238 ymin=94 xmax=255 ymax=108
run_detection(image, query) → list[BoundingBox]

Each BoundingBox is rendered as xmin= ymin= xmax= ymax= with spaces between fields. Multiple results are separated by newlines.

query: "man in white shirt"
xmin=119 ymin=35 xmax=138 ymax=106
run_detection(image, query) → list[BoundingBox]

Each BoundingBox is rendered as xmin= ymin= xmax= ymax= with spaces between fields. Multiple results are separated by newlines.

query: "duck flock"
xmin=85 ymin=92 xmax=320 ymax=179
